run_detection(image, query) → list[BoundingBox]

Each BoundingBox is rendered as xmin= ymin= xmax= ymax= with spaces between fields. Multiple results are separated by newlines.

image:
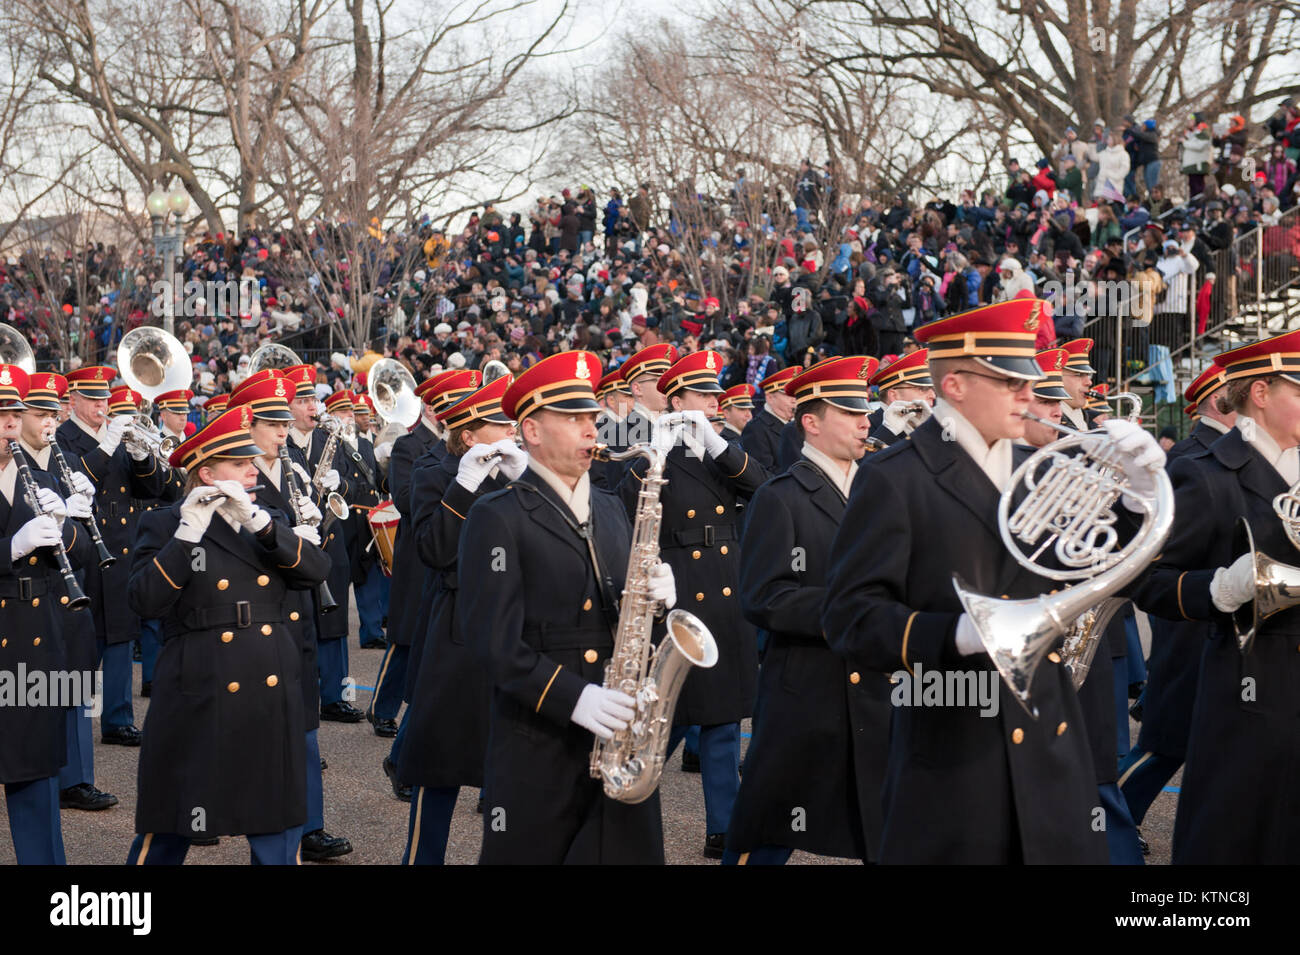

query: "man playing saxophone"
xmin=458 ymin=351 xmax=676 ymax=864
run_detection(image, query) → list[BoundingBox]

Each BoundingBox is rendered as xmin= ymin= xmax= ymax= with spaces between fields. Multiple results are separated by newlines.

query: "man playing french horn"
xmin=823 ymin=300 xmax=1167 ymax=864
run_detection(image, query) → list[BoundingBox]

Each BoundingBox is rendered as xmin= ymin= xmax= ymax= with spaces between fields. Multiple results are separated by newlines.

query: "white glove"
xmin=1211 ymin=552 xmax=1256 ymax=614
xmin=69 ymin=471 xmax=95 ymax=499
xmin=490 ymin=438 xmax=528 ymax=481
xmin=883 ymin=400 xmax=931 ymax=435
xmin=35 ymin=487 xmax=66 ymax=526
xmin=212 ymin=479 xmax=270 ymax=533
xmin=98 ymin=416 xmax=130 ymax=456
xmin=294 ymin=497 xmax=322 ymax=527
xmin=680 ymin=409 xmax=729 ymax=459
xmin=456 ymin=442 xmax=501 ymax=492
xmin=651 ymin=412 xmax=683 ymax=456
xmin=65 ymin=493 xmax=93 ymax=521
xmin=126 ymin=438 xmax=150 ymax=462
xmin=954 ymin=613 xmax=986 ymax=656
xmin=1099 ymin=418 xmax=1166 ymax=510
xmin=292 ymin=523 xmax=322 ymax=546
xmin=648 ymin=560 xmax=676 ymax=609
xmin=10 ymin=514 xmax=61 ymax=561
xmin=569 ymin=684 xmax=636 ymax=740
xmin=290 ymin=461 xmax=313 ymax=485
xmin=331 ymin=351 xmax=350 ymax=371
xmin=320 ymin=468 xmax=341 ymax=492
xmin=175 ymin=485 xmax=225 ymax=543
xmin=374 ymin=441 xmax=394 ymax=468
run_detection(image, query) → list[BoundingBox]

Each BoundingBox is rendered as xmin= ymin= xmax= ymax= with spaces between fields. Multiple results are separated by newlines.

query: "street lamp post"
xmin=148 ymin=187 xmax=191 ymax=337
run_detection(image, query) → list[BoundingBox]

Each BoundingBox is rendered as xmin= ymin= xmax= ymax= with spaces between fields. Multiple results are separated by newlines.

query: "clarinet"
xmin=279 ymin=444 xmax=338 ymax=614
xmin=46 ymin=434 xmax=116 ymax=569
xmin=9 ymin=440 xmax=90 ymax=610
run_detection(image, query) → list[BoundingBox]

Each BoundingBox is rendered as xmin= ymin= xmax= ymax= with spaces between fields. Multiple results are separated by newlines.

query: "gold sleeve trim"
xmin=80 ymin=455 xmax=99 ymax=482
xmin=441 ymin=499 xmax=467 ymax=520
xmin=277 ymin=536 xmax=304 ymax=570
xmin=536 ymin=664 xmax=563 ymax=713
xmin=154 ymin=557 xmax=181 ymax=590
xmin=724 ymin=452 xmax=749 ymax=479
xmin=901 ymin=611 xmax=919 ymax=676
xmin=1176 ymin=572 xmax=1192 ymax=620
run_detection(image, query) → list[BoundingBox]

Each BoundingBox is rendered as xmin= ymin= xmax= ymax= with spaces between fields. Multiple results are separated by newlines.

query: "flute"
xmin=45 ymin=433 xmax=115 ymax=570
xmin=9 ymin=440 xmax=89 ymax=610
xmin=195 ymin=484 xmax=264 ymax=505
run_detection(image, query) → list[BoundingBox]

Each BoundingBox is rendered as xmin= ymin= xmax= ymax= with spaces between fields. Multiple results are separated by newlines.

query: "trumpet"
xmin=119 ymin=414 xmax=179 ymax=462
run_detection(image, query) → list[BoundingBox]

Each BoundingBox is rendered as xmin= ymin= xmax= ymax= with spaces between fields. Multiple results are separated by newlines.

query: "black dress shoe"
xmin=320 ymin=756 xmax=327 ymax=771
xmin=681 ymin=749 xmax=701 ymax=773
xmin=191 ymin=836 xmax=220 ymax=846
xmin=101 ymin=725 xmax=142 ymax=746
xmin=383 ymin=757 xmax=411 ymax=802
xmin=301 ymin=829 xmax=354 ymax=861
xmin=360 ymin=638 xmax=387 ymax=650
xmin=60 ymin=783 xmax=119 ymax=811
xmin=476 ymin=796 xmax=485 ymax=814
xmin=1128 ymin=681 xmax=1145 ymax=700
xmin=370 ymin=716 xmax=398 ymax=738
xmin=320 ymin=701 xmax=365 ymax=723
xmin=1137 ymin=828 xmax=1151 ymax=856
xmin=132 ymin=642 xmax=142 ymax=662
xmin=1129 ymin=699 xmax=1144 ymax=723
xmin=140 ymin=681 xmax=152 ymax=698
xmin=703 ymin=833 xmax=725 ymax=859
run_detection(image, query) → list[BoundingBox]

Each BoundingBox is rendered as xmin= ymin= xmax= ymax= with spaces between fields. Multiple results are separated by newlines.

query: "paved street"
xmin=0 ymin=600 xmax=1178 ymax=865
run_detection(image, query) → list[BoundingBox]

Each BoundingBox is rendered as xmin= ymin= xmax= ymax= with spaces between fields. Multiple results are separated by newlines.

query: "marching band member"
xmin=353 ymin=394 xmax=376 ymax=441
xmin=204 ymin=393 xmax=229 ymax=425
xmin=57 ymin=366 xmax=167 ymax=747
xmin=281 ymin=364 xmax=360 ymax=724
xmin=867 ymin=349 xmax=935 ymax=447
xmin=399 ymin=374 xmax=521 ymax=863
xmin=622 ymin=349 xmax=768 ymax=858
xmin=822 ymin=300 xmax=1160 ymax=863
xmin=1058 ymin=338 xmax=1096 ymax=431
xmin=460 ymin=351 xmax=676 ymax=864
xmin=719 ymin=384 xmax=757 ymax=442
xmin=1022 ymin=348 xmax=1143 ymax=865
xmin=1130 ymin=331 xmax=1300 ymax=863
xmin=376 ymin=373 xmax=451 ymax=798
xmin=592 ymin=367 xmax=634 ymax=489
xmin=740 ymin=365 xmax=797 ymax=472
xmin=1119 ymin=366 xmax=1234 ymax=828
xmin=620 ymin=344 xmax=677 ymax=449
xmin=17 ymin=373 xmax=116 ymax=813
xmin=228 ymin=372 xmax=354 ymax=862
xmin=390 ymin=371 xmax=485 ymax=737
xmin=0 ymin=364 xmax=95 ymax=863
xmin=725 ymin=357 xmax=890 ymax=865
xmin=125 ymin=405 xmax=330 ymax=864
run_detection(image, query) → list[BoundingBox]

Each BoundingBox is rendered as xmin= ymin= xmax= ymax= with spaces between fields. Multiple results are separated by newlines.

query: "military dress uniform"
xmin=461 ymin=351 xmax=664 ymax=864
xmin=228 ymin=372 xmax=353 ymax=861
xmin=739 ymin=366 xmax=797 ymax=472
xmin=0 ymin=365 xmax=96 ymax=863
xmin=1119 ymin=367 xmax=1232 ymax=825
xmin=725 ymin=358 xmax=891 ymax=865
xmin=1059 ymin=338 xmax=1096 ymax=432
xmin=614 ymin=345 xmax=677 ymax=481
xmin=398 ymin=375 xmax=513 ymax=863
xmin=57 ymin=366 xmax=168 ymax=743
xmin=125 ymin=406 xmax=331 ymax=864
xmin=823 ymin=302 xmax=1108 ymax=864
xmin=592 ymin=367 xmax=633 ymax=490
xmin=1129 ymin=332 xmax=1300 ymax=863
xmin=329 ymin=393 xmax=388 ymax=653
xmin=621 ymin=350 xmax=768 ymax=854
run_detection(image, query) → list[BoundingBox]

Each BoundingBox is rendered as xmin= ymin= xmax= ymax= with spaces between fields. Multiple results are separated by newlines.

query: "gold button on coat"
xmin=217 ymin=579 xmax=229 ymax=591
xmin=261 ymin=624 xmax=273 ymax=635
xmin=584 ymin=649 xmax=598 ymax=664
xmin=715 ymin=505 xmax=725 ymax=515
xmin=1047 ymin=652 xmax=1061 ymax=663
xmin=719 ymin=545 xmax=728 ymax=555
xmin=687 ymin=509 xmax=696 ymax=518
xmin=692 ymin=550 xmax=701 ymax=560
xmin=849 ymin=672 xmax=861 ymax=684
xmin=583 ymin=598 xmax=592 ymax=611
xmin=27 ymin=556 xmax=36 ymax=565
xmin=221 ymin=632 xmax=233 ymax=643
xmin=30 ymin=598 xmax=38 ymax=607
xmin=32 ymin=637 xmax=40 ymax=646
xmin=257 ymin=575 xmax=270 ymax=587
xmin=722 ymin=587 xmax=731 ymax=597
xmin=695 ymin=593 xmax=704 ymax=602
xmin=60 ymin=596 xmax=68 ymax=605
xmin=120 ymin=517 xmax=126 ymax=525
xmin=1056 ymin=722 xmax=1068 ymax=736
xmin=266 ymin=675 xmax=278 ymax=687
xmin=227 ymin=682 xmax=240 ymax=693
xmin=1011 ymin=728 xmax=1025 ymax=744
xmin=290 ymin=611 xmax=300 ymax=621
xmin=1 ymin=639 xmax=6 ymax=647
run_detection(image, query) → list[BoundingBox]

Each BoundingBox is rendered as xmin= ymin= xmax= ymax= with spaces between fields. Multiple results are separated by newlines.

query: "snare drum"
xmin=367 ymin=500 xmax=400 ymax=577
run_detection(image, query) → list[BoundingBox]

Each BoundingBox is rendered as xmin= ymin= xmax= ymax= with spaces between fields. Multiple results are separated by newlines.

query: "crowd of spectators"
xmin=2 ymin=102 xmax=1299 ymax=400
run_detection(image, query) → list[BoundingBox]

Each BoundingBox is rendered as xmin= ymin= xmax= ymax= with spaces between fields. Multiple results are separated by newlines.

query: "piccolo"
xmin=195 ymin=484 xmax=264 ymax=505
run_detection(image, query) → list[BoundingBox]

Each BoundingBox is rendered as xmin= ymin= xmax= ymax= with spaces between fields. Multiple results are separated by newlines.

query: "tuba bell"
xmin=116 ymin=327 xmax=193 ymax=460
xmin=0 ymin=322 xmax=35 ymax=373
xmin=366 ymin=358 xmax=419 ymax=445
xmin=953 ymin=423 xmax=1174 ymax=717
xmin=247 ymin=342 xmax=303 ymax=374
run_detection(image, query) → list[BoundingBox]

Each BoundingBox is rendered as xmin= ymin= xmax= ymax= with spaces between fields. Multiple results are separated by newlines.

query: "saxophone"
xmin=588 ymin=440 xmax=719 ymax=804
xmin=311 ymin=414 xmax=349 ymax=532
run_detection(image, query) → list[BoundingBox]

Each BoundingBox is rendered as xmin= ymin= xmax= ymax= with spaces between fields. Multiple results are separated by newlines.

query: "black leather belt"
xmin=183 ymin=602 xmax=290 ymax=630
xmin=0 ymin=576 xmax=51 ymax=599
xmin=672 ymin=524 xmax=736 ymax=548
xmin=523 ymin=624 xmax=611 ymax=652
